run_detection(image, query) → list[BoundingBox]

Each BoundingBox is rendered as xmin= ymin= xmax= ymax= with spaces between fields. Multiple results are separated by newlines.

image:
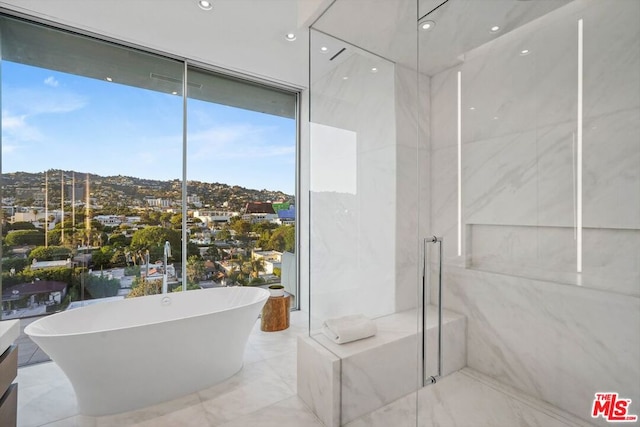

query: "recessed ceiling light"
xmin=285 ymin=33 xmax=296 ymax=41
xmin=419 ymin=20 xmax=436 ymax=31
xmin=343 ymin=76 xmax=349 ymax=80
xmin=320 ymin=46 xmax=328 ymax=52
xmin=371 ymin=67 xmax=378 ymax=73
xmin=105 ymin=77 xmax=113 ymax=82
xmin=172 ymin=91 xmax=178 ymax=95
xmin=469 ymin=107 xmax=475 ymax=110
xmin=490 ymin=26 xmax=501 ymax=33
xmin=520 ymin=49 xmax=531 ymax=56
xmin=198 ymin=1 xmax=213 ymax=11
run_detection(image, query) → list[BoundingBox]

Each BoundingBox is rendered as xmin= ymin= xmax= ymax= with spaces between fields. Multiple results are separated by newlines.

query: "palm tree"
xmin=248 ymin=256 xmax=266 ymax=279
xmin=229 ymin=253 xmax=250 ymax=285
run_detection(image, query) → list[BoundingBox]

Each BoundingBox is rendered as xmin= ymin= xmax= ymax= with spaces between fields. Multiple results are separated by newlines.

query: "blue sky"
xmin=1 ymin=62 xmax=296 ymax=194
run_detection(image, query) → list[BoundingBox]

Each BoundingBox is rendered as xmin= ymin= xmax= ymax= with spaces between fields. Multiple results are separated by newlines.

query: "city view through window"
xmin=0 ymin=18 xmax=297 ymax=364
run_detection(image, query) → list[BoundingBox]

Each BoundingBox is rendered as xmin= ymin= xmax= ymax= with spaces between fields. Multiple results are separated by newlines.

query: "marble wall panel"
xmin=535 ymin=121 xmax=576 ymax=227
xmin=341 ymin=335 xmax=419 ymax=424
xmin=463 ymin=131 xmax=538 ymax=226
xmin=395 ymin=65 xmax=427 ymax=312
xmin=429 ymin=0 xmax=639 ymax=293
xmin=583 ymin=108 xmax=640 ymax=230
xmin=396 ymin=145 xmax=421 ymax=312
xmin=460 ymin=40 xmax=537 ymax=144
xmin=582 ymin=0 xmax=640 ymax=118
xmin=582 ymin=227 xmax=640 ymax=297
xmin=297 ymin=336 xmax=341 ymax=427
xmin=430 ymin=146 xmax=462 ymax=265
xmin=430 ymin=67 xmax=457 ymax=151
xmin=441 ymin=266 xmax=640 ymax=426
xmin=309 ymin=34 xmax=399 ymax=326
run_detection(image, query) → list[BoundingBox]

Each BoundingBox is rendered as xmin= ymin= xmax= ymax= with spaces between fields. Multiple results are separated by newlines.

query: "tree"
xmin=2 ymin=257 xmax=29 ymax=273
xmin=28 ymin=245 xmax=71 ymax=261
xmin=85 ymin=273 xmax=120 ymax=298
xmin=256 ymin=230 xmax=271 ymax=249
xmin=126 ymin=277 xmax=162 ymax=298
xmin=267 ymin=225 xmax=295 ymax=252
xmin=248 ymin=256 xmax=266 ymax=278
xmin=92 ymin=245 xmax=115 ymax=269
xmin=108 ymin=233 xmax=130 ymax=247
xmin=187 ymin=241 xmax=201 ymax=259
xmin=4 ymin=230 xmax=45 ymax=246
xmin=216 ymin=228 xmax=231 ymax=241
xmin=230 ymin=218 xmax=251 ymax=236
xmin=160 ymin=212 xmax=172 ymax=228
xmin=205 ymin=245 xmax=221 ymax=261
xmin=186 ymin=256 xmax=205 ymax=285
xmin=228 ymin=253 xmax=251 ymax=285
xmin=273 ymin=267 xmax=282 ymax=278
xmin=170 ymin=213 xmax=183 ymax=229
xmin=130 ymin=226 xmax=181 ymax=262
xmin=9 ymin=221 xmax=36 ymax=231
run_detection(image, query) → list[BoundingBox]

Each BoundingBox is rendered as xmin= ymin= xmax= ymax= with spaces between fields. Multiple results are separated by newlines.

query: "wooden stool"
xmin=261 ymin=294 xmax=290 ymax=332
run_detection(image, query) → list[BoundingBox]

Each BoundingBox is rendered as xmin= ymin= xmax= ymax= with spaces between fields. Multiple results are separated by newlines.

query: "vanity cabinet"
xmin=0 ymin=344 xmax=17 ymax=426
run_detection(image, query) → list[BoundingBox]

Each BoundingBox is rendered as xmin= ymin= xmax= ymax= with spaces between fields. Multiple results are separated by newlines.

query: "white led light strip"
xmin=457 ymin=71 xmax=462 ymax=257
xmin=577 ymin=18 xmax=583 ymax=274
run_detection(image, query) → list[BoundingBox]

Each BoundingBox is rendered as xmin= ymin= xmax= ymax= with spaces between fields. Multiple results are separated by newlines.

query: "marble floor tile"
xmin=344 ymin=393 xmax=418 ymax=427
xmin=17 ymin=313 xmax=306 ymax=427
xmin=417 ymin=369 xmax=594 ymax=427
xmin=17 ymin=309 xmax=591 ymax=427
xmin=216 ymin=396 xmax=324 ymax=427
xmin=264 ymin=349 xmax=298 ymax=393
xmin=18 ymin=372 xmax=78 ymax=427
xmin=17 ymin=317 xmax=51 ymax=367
xmin=199 ymin=360 xmax=296 ymax=425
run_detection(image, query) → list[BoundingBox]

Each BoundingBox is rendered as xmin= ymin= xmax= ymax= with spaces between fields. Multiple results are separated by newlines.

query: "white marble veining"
xmin=439 ymin=266 xmax=640 ymax=427
xmin=297 ymin=336 xmax=341 ymax=427
xmin=582 ymin=0 xmax=640 ymax=119
xmin=345 ymin=368 xmax=593 ymax=427
xmin=429 ymin=15 xmax=639 ymax=427
xmin=395 ymin=64 xmax=425 ymax=312
xmin=21 ymin=307 xmax=605 ymax=427
xmin=310 ymin=30 xmax=403 ymax=326
xmin=417 ymin=369 xmax=594 ymax=427
xmin=299 ymin=307 xmax=466 ymax=425
xmin=463 ymin=131 xmax=538 ymax=226
xmin=583 ymin=108 xmax=640 ymax=230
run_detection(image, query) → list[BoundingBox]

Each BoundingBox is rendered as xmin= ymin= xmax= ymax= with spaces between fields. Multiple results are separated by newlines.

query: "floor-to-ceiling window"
xmin=0 ymin=14 xmax=298 ymax=366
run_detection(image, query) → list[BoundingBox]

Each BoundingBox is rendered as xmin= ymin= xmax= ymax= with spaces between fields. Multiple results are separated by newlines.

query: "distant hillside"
xmin=1 ymin=170 xmax=294 ymax=212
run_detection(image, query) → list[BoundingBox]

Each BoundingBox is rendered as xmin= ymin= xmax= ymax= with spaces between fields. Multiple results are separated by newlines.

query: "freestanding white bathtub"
xmin=25 ymin=286 xmax=269 ymax=416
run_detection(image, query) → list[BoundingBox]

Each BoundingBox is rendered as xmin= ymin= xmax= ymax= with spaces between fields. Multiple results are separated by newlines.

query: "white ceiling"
xmin=313 ymin=0 xmax=573 ymax=76
xmin=0 ymin=0 xmax=332 ymax=88
xmin=0 ymin=0 xmax=576 ymax=88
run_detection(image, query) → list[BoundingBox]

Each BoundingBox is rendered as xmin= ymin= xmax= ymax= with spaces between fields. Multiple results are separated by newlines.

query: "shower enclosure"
xmin=304 ymin=0 xmax=638 ymax=425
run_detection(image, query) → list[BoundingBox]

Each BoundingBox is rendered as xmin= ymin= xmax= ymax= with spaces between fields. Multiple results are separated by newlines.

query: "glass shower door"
xmin=303 ymin=0 xmax=422 ymax=424
xmin=418 ymin=0 xmax=639 ymax=425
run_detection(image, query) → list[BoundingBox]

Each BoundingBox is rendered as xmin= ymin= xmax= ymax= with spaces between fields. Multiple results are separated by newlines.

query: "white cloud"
xmin=44 ymin=76 xmax=60 ymax=87
xmin=0 ymin=86 xmax=87 ymax=151
xmin=3 ymin=86 xmax=87 ymax=116
xmin=1 ymin=110 xmax=43 ymax=142
xmin=188 ymin=123 xmax=294 ymax=160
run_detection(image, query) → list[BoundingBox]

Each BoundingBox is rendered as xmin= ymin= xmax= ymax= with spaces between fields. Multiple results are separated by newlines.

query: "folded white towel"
xmin=322 ymin=314 xmax=377 ymax=344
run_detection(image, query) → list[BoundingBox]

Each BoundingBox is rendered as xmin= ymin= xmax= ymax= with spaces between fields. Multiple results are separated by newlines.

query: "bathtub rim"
xmin=24 ymin=286 xmax=270 ymax=339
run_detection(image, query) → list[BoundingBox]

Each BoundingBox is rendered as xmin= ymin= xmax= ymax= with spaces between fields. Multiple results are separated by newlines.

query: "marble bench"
xmin=297 ymin=306 xmax=466 ymax=426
